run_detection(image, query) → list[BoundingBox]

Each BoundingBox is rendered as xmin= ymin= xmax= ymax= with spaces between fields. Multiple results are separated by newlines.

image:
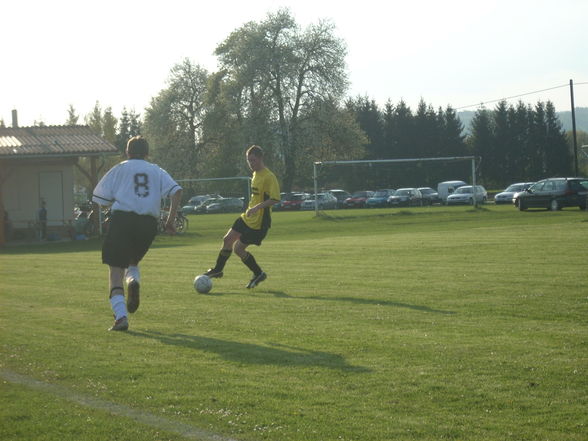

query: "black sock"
xmin=242 ymin=252 xmax=262 ymax=276
xmin=214 ymin=249 xmax=232 ymax=271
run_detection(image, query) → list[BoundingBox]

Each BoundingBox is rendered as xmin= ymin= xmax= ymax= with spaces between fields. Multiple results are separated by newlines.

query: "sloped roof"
xmin=0 ymin=125 xmax=120 ymax=159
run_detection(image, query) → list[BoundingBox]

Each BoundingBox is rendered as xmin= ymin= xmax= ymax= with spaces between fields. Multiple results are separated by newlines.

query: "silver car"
xmin=301 ymin=192 xmax=338 ymax=210
xmin=494 ymin=182 xmax=534 ymax=204
xmin=446 ymin=185 xmax=487 ymax=205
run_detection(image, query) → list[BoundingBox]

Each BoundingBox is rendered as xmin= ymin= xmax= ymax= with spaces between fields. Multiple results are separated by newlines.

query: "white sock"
xmin=125 ymin=266 xmax=140 ymax=284
xmin=110 ymin=294 xmax=127 ymax=320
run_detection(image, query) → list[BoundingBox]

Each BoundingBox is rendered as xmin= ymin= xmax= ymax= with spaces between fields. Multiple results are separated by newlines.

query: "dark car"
xmin=418 ymin=187 xmax=441 ymax=205
xmin=387 ymin=188 xmax=423 ymax=207
xmin=206 ymin=198 xmax=244 ymax=213
xmin=366 ymin=189 xmax=395 ymax=208
xmin=515 ymin=177 xmax=588 ymax=211
xmin=343 ymin=191 xmax=374 ymax=208
xmin=194 ymin=198 xmax=222 ymax=213
xmin=181 ymin=194 xmax=221 ymax=214
xmin=280 ymin=193 xmax=310 ymax=211
xmin=329 ymin=189 xmax=351 ymax=208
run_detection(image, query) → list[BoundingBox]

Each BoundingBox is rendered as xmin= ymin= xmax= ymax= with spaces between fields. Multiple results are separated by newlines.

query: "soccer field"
xmin=1 ymin=206 xmax=587 ymax=441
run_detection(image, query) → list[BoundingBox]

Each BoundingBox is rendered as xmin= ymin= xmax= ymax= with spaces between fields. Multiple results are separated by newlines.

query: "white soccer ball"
xmin=194 ymin=274 xmax=212 ymax=294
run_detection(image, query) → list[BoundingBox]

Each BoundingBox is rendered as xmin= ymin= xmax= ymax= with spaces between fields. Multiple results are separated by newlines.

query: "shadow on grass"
xmin=265 ymin=290 xmax=455 ymax=315
xmin=0 ymin=233 xmax=193 ymax=255
xmin=129 ymin=330 xmax=371 ymax=373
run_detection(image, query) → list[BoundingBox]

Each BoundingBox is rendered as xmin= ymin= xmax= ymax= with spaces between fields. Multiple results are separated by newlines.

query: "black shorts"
xmin=102 ymin=210 xmax=158 ymax=268
xmin=232 ymin=217 xmax=268 ymax=246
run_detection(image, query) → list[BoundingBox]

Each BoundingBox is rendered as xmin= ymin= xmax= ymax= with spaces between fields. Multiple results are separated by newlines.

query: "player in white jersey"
xmin=93 ymin=136 xmax=182 ymax=331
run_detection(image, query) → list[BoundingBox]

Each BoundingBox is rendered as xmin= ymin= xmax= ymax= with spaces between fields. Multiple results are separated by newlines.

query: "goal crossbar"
xmin=312 ymin=156 xmax=478 ymax=215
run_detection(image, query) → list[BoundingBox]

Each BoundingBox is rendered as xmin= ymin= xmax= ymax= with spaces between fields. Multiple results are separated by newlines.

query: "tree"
xmin=66 ymin=104 xmax=79 ymax=125
xmin=214 ymin=9 xmax=349 ymax=191
xmin=143 ymin=59 xmax=209 ymax=179
xmin=85 ymin=101 xmax=103 ymax=135
xmin=102 ymin=107 xmax=117 ymax=145
xmin=469 ymin=108 xmax=494 ymax=184
xmin=544 ymin=101 xmax=571 ymax=177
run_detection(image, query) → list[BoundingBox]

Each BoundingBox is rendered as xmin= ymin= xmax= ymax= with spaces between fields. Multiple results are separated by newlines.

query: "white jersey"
xmin=92 ymin=159 xmax=181 ymax=218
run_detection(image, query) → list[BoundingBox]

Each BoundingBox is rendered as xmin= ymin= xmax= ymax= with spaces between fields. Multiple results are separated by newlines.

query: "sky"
xmin=2 ymin=0 xmax=587 ymax=127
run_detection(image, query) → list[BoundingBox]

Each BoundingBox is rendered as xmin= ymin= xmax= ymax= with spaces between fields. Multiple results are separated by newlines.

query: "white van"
xmin=437 ymin=180 xmax=467 ymax=204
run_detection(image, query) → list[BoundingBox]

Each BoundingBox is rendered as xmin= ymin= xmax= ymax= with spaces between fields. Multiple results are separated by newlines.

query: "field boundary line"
xmin=0 ymin=368 xmax=241 ymax=441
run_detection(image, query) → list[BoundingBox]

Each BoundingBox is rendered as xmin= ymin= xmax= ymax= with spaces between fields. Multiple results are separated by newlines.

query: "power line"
xmin=455 ymin=81 xmax=588 ymax=111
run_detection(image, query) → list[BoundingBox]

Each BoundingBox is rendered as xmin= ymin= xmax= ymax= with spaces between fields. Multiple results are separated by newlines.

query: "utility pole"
xmin=570 ymin=79 xmax=578 ymax=176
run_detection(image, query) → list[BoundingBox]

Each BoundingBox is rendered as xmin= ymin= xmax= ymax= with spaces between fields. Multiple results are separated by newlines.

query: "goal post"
xmin=312 ymin=156 xmax=478 ymax=216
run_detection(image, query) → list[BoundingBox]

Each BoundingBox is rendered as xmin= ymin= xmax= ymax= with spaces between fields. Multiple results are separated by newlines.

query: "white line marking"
xmin=1 ymin=369 xmax=241 ymax=441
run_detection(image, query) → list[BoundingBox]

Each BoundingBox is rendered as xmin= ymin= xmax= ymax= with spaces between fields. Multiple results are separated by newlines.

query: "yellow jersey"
xmin=241 ymin=167 xmax=280 ymax=230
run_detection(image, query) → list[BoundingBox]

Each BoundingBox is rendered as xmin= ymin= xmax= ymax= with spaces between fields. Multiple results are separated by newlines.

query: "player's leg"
xmin=234 ymin=240 xmax=267 ymax=289
xmin=126 ymin=214 xmax=158 ymax=314
xmin=126 ymin=260 xmax=140 ymax=314
xmin=205 ymin=227 xmax=241 ymax=278
xmin=109 ymin=266 xmax=128 ymax=331
xmin=102 ymin=212 xmax=131 ymax=330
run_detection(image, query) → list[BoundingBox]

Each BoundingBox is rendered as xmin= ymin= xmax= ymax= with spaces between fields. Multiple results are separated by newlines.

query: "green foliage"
xmin=66 ymin=104 xmax=79 ymax=125
xmin=214 ymin=9 xmax=351 ymax=191
xmin=143 ymin=59 xmax=210 ymax=179
xmin=1 ymin=206 xmax=587 ymax=441
xmin=471 ymin=100 xmax=573 ymax=187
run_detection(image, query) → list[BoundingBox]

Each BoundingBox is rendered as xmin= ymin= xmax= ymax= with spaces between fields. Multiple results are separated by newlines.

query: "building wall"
xmin=2 ymin=160 xmax=75 ymax=229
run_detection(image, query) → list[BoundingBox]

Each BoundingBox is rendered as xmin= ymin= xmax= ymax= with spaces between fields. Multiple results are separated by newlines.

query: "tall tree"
xmin=544 ymin=101 xmax=571 ymax=176
xmin=102 ymin=107 xmax=117 ymax=144
xmin=85 ymin=101 xmax=103 ymax=135
xmin=66 ymin=104 xmax=79 ymax=125
xmin=214 ymin=9 xmax=348 ymax=191
xmin=143 ymin=59 xmax=209 ymax=179
xmin=469 ymin=108 xmax=494 ymax=184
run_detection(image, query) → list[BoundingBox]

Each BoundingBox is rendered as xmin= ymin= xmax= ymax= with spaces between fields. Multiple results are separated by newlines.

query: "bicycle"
xmin=158 ymin=210 xmax=188 ymax=234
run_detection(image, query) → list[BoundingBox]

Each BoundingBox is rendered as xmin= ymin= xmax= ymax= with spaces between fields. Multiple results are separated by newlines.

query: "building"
xmin=0 ymin=111 xmax=119 ymax=244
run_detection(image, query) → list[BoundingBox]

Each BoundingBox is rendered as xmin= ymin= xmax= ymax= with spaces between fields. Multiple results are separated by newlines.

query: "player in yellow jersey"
xmin=204 ymin=145 xmax=280 ymax=288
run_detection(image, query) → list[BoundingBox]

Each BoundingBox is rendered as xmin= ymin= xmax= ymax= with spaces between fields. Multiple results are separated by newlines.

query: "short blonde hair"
xmin=246 ymin=145 xmax=263 ymax=158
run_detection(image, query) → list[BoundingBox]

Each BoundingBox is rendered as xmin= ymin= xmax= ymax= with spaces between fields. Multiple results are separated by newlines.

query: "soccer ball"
xmin=194 ymin=275 xmax=212 ymax=294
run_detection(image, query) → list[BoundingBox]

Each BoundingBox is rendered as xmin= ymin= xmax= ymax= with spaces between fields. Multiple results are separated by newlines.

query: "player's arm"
xmin=91 ymin=167 xmax=117 ymax=206
xmin=246 ymin=197 xmax=278 ymax=217
xmin=164 ymin=188 xmax=183 ymax=233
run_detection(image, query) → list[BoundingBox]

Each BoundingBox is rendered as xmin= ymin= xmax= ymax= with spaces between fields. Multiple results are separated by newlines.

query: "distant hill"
xmin=458 ymin=107 xmax=588 ymax=135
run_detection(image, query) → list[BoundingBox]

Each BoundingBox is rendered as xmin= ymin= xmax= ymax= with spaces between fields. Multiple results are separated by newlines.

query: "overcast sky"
xmin=2 ymin=0 xmax=587 ymax=127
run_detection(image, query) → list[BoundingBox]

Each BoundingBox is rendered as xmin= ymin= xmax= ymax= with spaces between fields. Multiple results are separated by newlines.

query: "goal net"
xmin=312 ymin=156 xmax=478 ymax=215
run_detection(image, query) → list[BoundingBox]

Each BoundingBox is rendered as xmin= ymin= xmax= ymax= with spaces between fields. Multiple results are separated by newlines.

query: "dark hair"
xmin=246 ymin=145 xmax=263 ymax=158
xmin=127 ymin=136 xmax=149 ymax=159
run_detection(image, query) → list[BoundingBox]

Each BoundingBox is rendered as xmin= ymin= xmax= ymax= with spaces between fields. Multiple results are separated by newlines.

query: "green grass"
xmin=1 ymin=205 xmax=587 ymax=441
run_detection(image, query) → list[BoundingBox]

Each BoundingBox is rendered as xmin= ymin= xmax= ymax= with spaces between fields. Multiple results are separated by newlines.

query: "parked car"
xmin=301 ymin=192 xmax=338 ymax=210
xmin=194 ymin=198 xmax=223 ymax=213
xmin=206 ymin=197 xmax=244 ymax=213
xmin=280 ymin=192 xmax=310 ymax=211
xmin=329 ymin=189 xmax=351 ymax=208
xmin=181 ymin=194 xmax=221 ymax=214
xmin=437 ymin=180 xmax=468 ymax=204
xmin=515 ymin=177 xmax=588 ymax=211
xmin=446 ymin=185 xmax=488 ymax=205
xmin=493 ymin=182 xmax=534 ymax=204
xmin=418 ymin=187 xmax=441 ymax=205
xmin=343 ymin=191 xmax=374 ymax=208
xmin=366 ymin=189 xmax=395 ymax=208
xmin=273 ymin=192 xmax=288 ymax=211
xmin=387 ymin=188 xmax=423 ymax=207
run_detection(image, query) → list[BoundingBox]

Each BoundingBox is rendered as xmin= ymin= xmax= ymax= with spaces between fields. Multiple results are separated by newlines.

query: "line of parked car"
xmin=181 ymin=177 xmax=588 ymax=215
xmin=275 ymin=186 xmax=446 ymax=210
xmin=181 ymin=194 xmax=245 ymax=214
